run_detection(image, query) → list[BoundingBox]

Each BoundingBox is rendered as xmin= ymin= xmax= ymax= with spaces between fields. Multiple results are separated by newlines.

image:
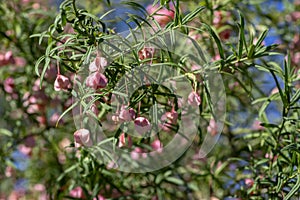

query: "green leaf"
xmin=57 ymin=163 xmax=79 ymax=182
xmin=276 ymin=172 xmax=285 ymax=193
xmin=165 ymin=177 xmax=184 ymax=185
xmin=255 ymin=158 xmax=269 ymax=166
xmin=122 ymin=2 xmax=147 ymax=15
xmin=56 ymin=101 xmax=79 ymax=127
xmin=283 ymin=174 xmax=300 ymax=200
xmin=258 ymin=98 xmax=271 ymax=118
xmin=99 ymin=9 xmax=116 ymax=20
xmin=39 ymin=56 xmax=51 ymax=88
xmin=247 ymin=44 xmax=255 ymax=58
xmin=174 ymin=0 xmax=181 ymax=26
xmin=255 ymin=29 xmax=268 ymax=47
xmin=268 ymin=61 xmax=284 ymax=79
xmin=182 ymin=6 xmax=205 ymax=24
xmin=0 ymin=128 xmax=13 ymax=137
xmin=252 ymin=93 xmax=280 ymax=105
xmin=252 ymin=96 xmax=269 ymax=105
xmin=157 ymin=188 xmax=164 ymax=200
xmin=270 ymin=69 xmax=287 ymax=107
xmin=155 ymin=173 xmax=164 ymax=185
xmin=291 ymin=89 xmax=300 ymax=106
xmin=34 ymin=55 xmax=45 ymax=77
xmin=281 ymin=144 xmax=300 ymax=154
xmin=237 ymin=12 xmax=245 ymax=59
xmin=202 ymin=23 xmax=225 ymax=60
xmin=260 ymin=123 xmax=279 ymax=128
xmin=215 ymin=161 xmax=229 ymax=176
xmin=127 ymin=13 xmax=153 ymax=28
xmin=188 ymin=181 xmax=199 ymax=192
xmin=189 ymin=36 xmax=207 ymax=63
xmin=152 ymin=0 xmax=160 ymax=6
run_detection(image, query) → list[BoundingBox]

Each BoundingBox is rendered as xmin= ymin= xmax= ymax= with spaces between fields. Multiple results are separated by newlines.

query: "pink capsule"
xmin=89 ymin=56 xmax=107 ymax=73
xmin=0 ymin=51 xmax=14 ymax=66
xmin=93 ymin=194 xmax=106 ymax=200
xmin=86 ymin=72 xmax=108 ymax=90
xmin=151 ymin=139 xmax=163 ymax=153
xmin=90 ymin=103 xmax=99 ymax=116
xmin=138 ymin=47 xmax=155 ymax=60
xmin=117 ymin=133 xmax=132 ymax=148
xmin=147 ymin=4 xmax=175 ymax=26
xmin=27 ymin=104 xmax=41 ymax=114
xmin=118 ymin=133 xmax=126 ymax=148
xmin=160 ymin=110 xmax=178 ymax=131
xmin=213 ymin=11 xmax=223 ymax=25
xmin=54 ymin=74 xmax=70 ymax=91
xmin=219 ymin=29 xmax=231 ymax=40
xmin=245 ymin=178 xmax=254 ymax=187
xmin=69 ymin=187 xmax=85 ymax=198
xmin=131 ymin=147 xmax=144 ymax=160
xmin=187 ymin=91 xmax=201 ymax=107
xmin=49 ymin=112 xmax=62 ymax=126
xmin=73 ymin=128 xmax=92 ymax=147
xmin=134 ymin=117 xmax=151 ymax=135
xmin=291 ymin=11 xmax=300 ymax=21
xmin=119 ymin=105 xmax=136 ymax=122
xmin=207 ymin=118 xmax=218 ymax=136
xmin=3 ymin=77 xmax=14 ymax=94
xmin=111 ymin=114 xmax=120 ymax=123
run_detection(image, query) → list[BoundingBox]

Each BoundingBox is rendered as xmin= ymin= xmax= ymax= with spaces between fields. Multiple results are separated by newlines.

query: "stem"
xmin=80 ymin=100 xmax=83 ymax=128
xmin=57 ymin=60 xmax=60 ymax=75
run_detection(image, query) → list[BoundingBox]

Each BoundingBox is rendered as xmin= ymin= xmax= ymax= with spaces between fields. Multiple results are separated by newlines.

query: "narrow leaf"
xmin=182 ymin=6 xmax=205 ymax=24
xmin=202 ymin=23 xmax=225 ymax=60
xmin=283 ymin=174 xmax=300 ymax=200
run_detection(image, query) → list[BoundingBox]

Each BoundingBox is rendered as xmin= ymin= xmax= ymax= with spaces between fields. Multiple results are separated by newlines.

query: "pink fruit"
xmin=111 ymin=114 xmax=120 ymax=123
xmin=18 ymin=144 xmax=32 ymax=156
xmin=119 ymin=105 xmax=136 ymax=122
xmin=251 ymin=120 xmax=264 ymax=131
xmin=213 ymin=11 xmax=223 ymax=25
xmin=245 ymin=178 xmax=254 ymax=187
xmin=131 ymin=147 xmax=147 ymax=160
xmin=54 ymin=74 xmax=70 ymax=91
xmin=93 ymin=195 xmax=106 ymax=200
xmin=69 ymin=187 xmax=85 ymax=198
xmin=147 ymin=4 xmax=175 ymax=26
xmin=85 ymin=72 xmax=108 ymax=90
xmin=73 ymin=128 xmax=92 ymax=147
xmin=270 ymin=87 xmax=279 ymax=95
xmin=118 ymin=133 xmax=126 ymax=148
xmin=134 ymin=117 xmax=151 ymax=135
xmin=207 ymin=118 xmax=218 ymax=136
xmin=151 ymin=139 xmax=163 ymax=153
xmin=138 ymin=47 xmax=155 ymax=60
xmin=36 ymin=116 xmax=46 ymax=125
xmin=291 ymin=11 xmax=300 ymax=21
xmin=49 ymin=112 xmax=62 ymax=126
xmin=89 ymin=56 xmax=107 ymax=73
xmin=160 ymin=110 xmax=178 ymax=132
xmin=3 ymin=77 xmax=14 ymax=93
xmin=90 ymin=103 xmax=99 ymax=116
xmin=5 ymin=166 xmax=14 ymax=177
xmin=0 ymin=51 xmax=14 ymax=67
xmin=27 ymin=104 xmax=41 ymax=114
xmin=14 ymin=57 xmax=26 ymax=67
xmin=118 ymin=133 xmax=132 ymax=148
xmin=219 ymin=29 xmax=231 ymax=40
xmin=187 ymin=91 xmax=201 ymax=107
